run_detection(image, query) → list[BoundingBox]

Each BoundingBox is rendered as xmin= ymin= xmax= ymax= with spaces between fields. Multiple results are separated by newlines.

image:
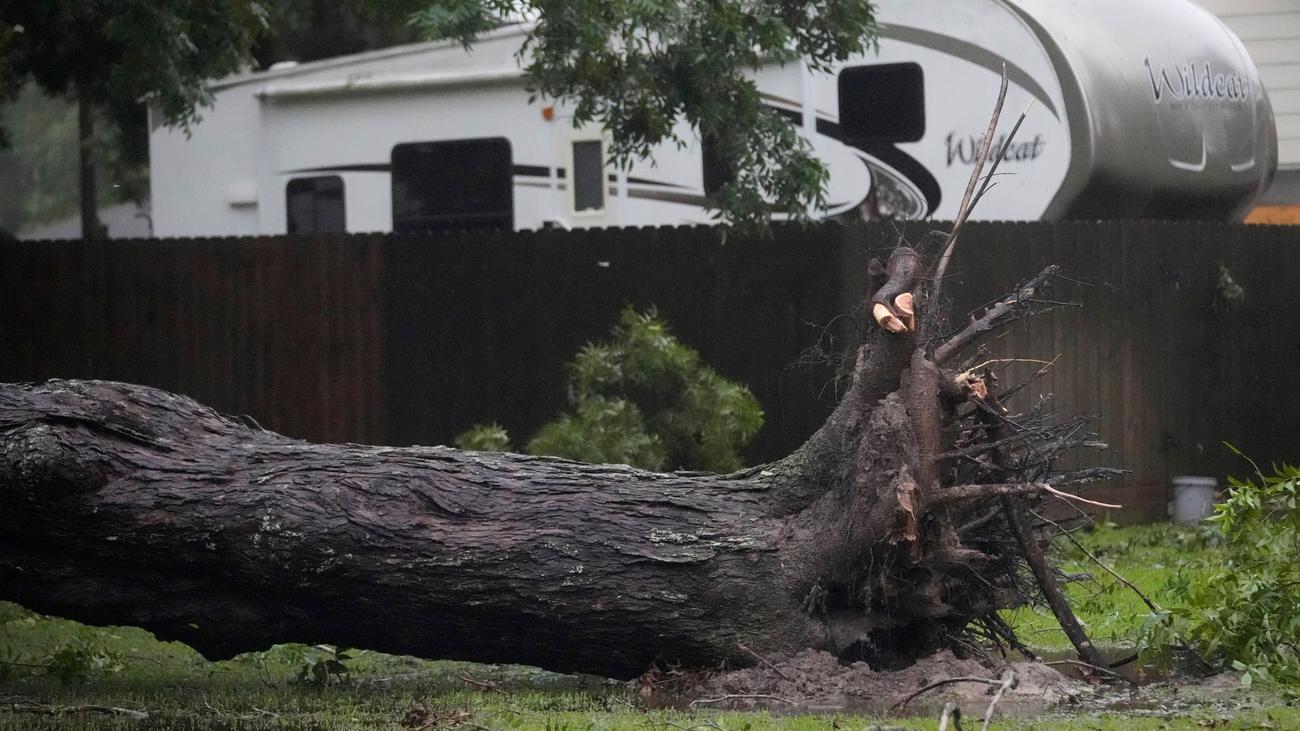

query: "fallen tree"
xmin=0 ymin=244 xmax=1117 ymax=679
xmin=0 ymin=90 xmax=1121 ymax=680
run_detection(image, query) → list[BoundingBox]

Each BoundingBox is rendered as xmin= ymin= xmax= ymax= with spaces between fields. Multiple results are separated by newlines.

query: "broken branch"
xmin=930 ymin=482 xmax=1121 ymax=510
xmin=971 ymin=98 xmax=1035 ymax=213
xmin=688 ymin=694 xmax=796 ymax=708
xmin=938 ymin=702 xmax=963 ymax=731
xmin=891 ymin=675 xmax=1004 ymax=710
xmin=1043 ymin=658 xmax=1126 ymax=681
xmin=933 ymin=265 xmax=1060 ymax=365
xmin=736 ymin=643 xmax=794 ymax=682
xmin=5 ymin=701 xmax=149 ymax=721
xmin=1002 ymin=497 xmax=1108 ymax=668
xmin=980 ymin=670 xmax=1018 ymax=731
xmin=1031 ymin=510 xmax=1161 ymax=614
xmin=870 ymin=246 xmax=921 ymax=333
xmin=933 ymin=63 xmax=1009 ymax=300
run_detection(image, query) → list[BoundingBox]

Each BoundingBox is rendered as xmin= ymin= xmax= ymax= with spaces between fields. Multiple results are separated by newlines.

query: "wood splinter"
xmin=872 ymin=301 xmax=910 ymax=333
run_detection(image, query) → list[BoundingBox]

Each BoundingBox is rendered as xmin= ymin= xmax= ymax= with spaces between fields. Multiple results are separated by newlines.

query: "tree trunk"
xmin=0 ymin=245 xmax=1096 ymax=679
xmin=77 ymin=91 xmax=104 ymax=241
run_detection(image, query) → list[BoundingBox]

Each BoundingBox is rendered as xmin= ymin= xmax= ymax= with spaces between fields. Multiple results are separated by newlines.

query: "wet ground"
xmin=636 ymin=647 xmax=1271 ymax=722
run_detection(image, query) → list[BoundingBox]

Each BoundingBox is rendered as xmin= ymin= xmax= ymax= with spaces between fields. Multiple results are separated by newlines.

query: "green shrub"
xmin=454 ymin=307 xmax=764 ymax=472
xmin=292 ymin=644 xmax=352 ymax=687
xmin=1170 ymin=451 xmax=1300 ymax=688
xmin=43 ymin=634 xmax=124 ymax=685
xmin=454 ymin=422 xmax=513 ymax=452
xmin=527 ymin=395 xmax=669 ymax=471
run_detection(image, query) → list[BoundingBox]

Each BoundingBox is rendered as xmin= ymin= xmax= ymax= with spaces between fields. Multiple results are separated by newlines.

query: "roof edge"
xmin=211 ymin=22 xmax=535 ymax=91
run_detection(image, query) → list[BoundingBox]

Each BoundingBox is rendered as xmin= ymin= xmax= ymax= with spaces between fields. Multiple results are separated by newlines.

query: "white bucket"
xmin=1170 ymin=476 xmax=1217 ymax=524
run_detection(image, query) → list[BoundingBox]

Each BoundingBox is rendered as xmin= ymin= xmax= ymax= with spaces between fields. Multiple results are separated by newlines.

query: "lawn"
xmin=1001 ymin=520 xmax=1216 ymax=653
xmin=2 ymin=524 xmax=1294 ymax=730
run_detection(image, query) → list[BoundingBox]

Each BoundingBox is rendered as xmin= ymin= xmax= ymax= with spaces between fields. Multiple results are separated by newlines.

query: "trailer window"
xmin=838 ymin=62 xmax=925 ymax=143
xmin=572 ymin=140 xmax=604 ymax=212
xmin=391 ymin=138 xmax=513 ymax=232
xmin=286 ymin=176 xmax=346 ymax=234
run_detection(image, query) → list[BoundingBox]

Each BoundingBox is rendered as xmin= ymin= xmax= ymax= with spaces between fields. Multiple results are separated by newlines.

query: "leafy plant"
xmin=42 ymin=634 xmax=124 ymax=685
xmin=0 ymin=641 xmax=15 ymax=682
xmin=455 ymin=307 xmax=764 ymax=472
xmin=292 ymin=644 xmax=353 ymax=687
xmin=1169 ymin=449 xmax=1300 ymax=688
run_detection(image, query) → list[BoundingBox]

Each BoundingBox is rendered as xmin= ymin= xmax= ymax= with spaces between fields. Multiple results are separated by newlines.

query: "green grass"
xmin=2 ymin=524 xmax=1294 ymax=730
xmin=1001 ymin=521 xmax=1219 ymax=652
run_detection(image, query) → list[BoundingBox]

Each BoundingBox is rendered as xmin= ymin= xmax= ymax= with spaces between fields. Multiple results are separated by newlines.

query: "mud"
xmin=681 ymin=649 xmax=1091 ymax=715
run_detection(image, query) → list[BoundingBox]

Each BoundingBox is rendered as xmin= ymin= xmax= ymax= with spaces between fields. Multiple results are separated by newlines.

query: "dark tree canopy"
xmin=1 ymin=0 xmax=268 ymax=131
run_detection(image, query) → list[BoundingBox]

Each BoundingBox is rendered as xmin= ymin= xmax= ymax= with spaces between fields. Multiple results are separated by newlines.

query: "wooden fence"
xmin=4 ymin=221 xmax=1298 ymax=521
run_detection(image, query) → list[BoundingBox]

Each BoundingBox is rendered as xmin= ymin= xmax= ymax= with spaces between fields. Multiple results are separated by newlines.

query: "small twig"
xmin=1107 ymin=652 xmax=1142 ymax=669
xmin=971 ymin=99 xmax=1035 ymax=212
xmin=980 ymin=670 xmax=1017 ymax=731
xmin=982 ymin=612 xmax=1038 ymax=661
xmin=1041 ymin=483 xmax=1121 ymax=509
xmin=890 ymin=675 xmax=1003 ymax=710
xmin=736 ymin=642 xmax=793 ymax=682
xmin=7 ymin=702 xmax=149 ymax=720
xmin=196 ymin=689 xmax=223 ymax=714
xmin=939 ymin=701 xmax=964 ymax=731
xmin=658 ymin=721 xmax=730 ymax=731
xmin=933 ymin=63 xmax=1009 ymax=300
xmin=1043 ymin=658 xmax=1125 ymax=681
xmin=965 ymin=357 xmax=1057 ymax=373
xmin=458 ymin=673 xmax=501 ymax=692
xmin=688 ymin=694 xmax=796 ymax=708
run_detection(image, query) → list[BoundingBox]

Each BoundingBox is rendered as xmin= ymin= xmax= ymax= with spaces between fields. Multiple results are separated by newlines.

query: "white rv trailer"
xmin=149 ymin=0 xmax=1277 ymax=237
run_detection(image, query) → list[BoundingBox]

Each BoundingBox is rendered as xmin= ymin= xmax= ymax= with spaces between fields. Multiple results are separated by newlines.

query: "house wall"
xmin=1198 ymin=0 xmax=1300 ymax=169
xmin=1200 ymin=0 xmax=1300 ymax=218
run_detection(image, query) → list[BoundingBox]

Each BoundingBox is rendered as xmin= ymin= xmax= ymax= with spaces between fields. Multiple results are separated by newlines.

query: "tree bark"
xmin=0 ymin=247 xmax=1091 ymax=678
xmin=0 ymin=377 xmax=948 ymax=677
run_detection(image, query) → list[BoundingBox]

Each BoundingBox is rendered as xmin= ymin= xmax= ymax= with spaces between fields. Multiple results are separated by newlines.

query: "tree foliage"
xmin=252 ymin=0 xmax=426 ymax=68
xmin=0 ymin=1 xmax=426 ymax=235
xmin=0 ymin=86 xmax=150 ymax=233
xmin=1170 ymin=452 xmax=1300 ymax=689
xmin=2 ymin=1 xmax=878 ymax=228
xmin=411 ymin=0 xmax=878 ymax=226
xmin=456 ymin=307 xmax=764 ymax=472
xmin=1 ymin=1 xmax=268 ymax=132
xmin=0 ymin=1 xmax=273 ymax=236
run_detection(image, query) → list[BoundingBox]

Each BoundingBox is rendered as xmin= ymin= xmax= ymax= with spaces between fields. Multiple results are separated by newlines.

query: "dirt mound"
xmin=687 ymin=649 xmax=1089 ymax=714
